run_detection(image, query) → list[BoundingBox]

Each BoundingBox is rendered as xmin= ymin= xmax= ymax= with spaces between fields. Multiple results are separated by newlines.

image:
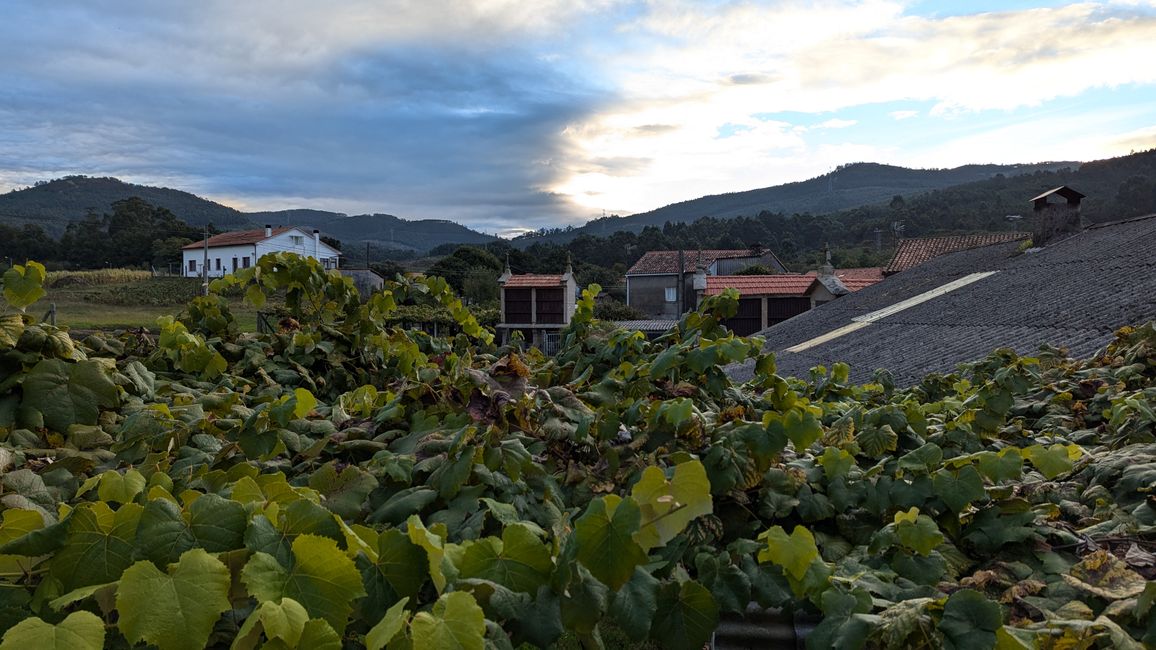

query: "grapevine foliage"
xmin=1 ymin=254 xmax=1156 ymax=649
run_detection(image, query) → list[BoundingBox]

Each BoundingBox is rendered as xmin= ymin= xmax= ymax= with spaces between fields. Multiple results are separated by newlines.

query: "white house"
xmin=181 ymin=225 xmax=341 ymax=278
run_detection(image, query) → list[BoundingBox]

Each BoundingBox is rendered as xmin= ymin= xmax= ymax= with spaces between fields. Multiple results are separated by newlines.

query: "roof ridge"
xmin=1085 ymin=212 xmax=1156 ymax=230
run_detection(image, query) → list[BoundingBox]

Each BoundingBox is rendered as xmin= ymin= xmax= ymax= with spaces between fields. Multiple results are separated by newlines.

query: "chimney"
xmin=313 ymin=229 xmax=320 ymax=257
xmin=1030 ymin=186 xmax=1085 ymax=245
xmin=818 ymin=242 xmax=834 ymax=278
xmin=264 ymin=224 xmax=272 ymax=238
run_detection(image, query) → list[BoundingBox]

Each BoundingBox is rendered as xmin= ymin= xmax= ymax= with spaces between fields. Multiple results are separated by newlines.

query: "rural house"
xmin=496 ymin=260 xmax=578 ymax=354
xmin=182 ymin=225 xmax=341 ymax=278
xmin=626 ymin=248 xmax=788 ymax=318
xmin=884 ymin=232 xmax=1029 ymax=275
xmin=729 ymin=205 xmax=1156 ymax=386
xmin=697 ymin=257 xmax=884 ymax=335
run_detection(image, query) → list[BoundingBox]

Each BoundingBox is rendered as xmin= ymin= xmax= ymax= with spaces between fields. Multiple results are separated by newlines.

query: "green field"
xmin=30 ymin=271 xmax=260 ymax=331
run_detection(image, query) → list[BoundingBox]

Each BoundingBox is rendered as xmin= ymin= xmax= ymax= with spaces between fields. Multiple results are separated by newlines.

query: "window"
xmin=188 ymin=259 xmax=197 ymax=272
xmin=232 ymin=258 xmax=238 ymax=271
xmin=290 ymin=235 xmax=304 ymax=246
xmin=215 ymin=258 xmax=221 ymax=271
xmin=242 ymin=256 xmax=251 ymax=268
xmin=664 ymin=286 xmax=677 ymax=302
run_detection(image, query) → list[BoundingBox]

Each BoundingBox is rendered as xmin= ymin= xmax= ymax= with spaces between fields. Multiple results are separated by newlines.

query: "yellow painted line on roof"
xmin=783 ymin=271 xmax=998 ymax=353
xmin=785 ymin=321 xmax=872 ymax=352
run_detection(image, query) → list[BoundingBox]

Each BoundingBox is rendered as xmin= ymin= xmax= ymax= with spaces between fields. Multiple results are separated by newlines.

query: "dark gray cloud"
xmin=0 ymin=1 xmax=610 ymax=233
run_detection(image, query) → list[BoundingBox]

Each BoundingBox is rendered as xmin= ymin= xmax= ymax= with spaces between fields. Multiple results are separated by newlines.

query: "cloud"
xmin=813 ymin=118 xmax=858 ymax=129
xmin=3 ymin=1 xmax=1156 ymax=234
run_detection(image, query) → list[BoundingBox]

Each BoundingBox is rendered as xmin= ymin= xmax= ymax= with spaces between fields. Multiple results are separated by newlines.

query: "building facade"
xmin=625 ymin=249 xmax=788 ymax=318
xmin=181 ymin=225 xmax=341 ymax=278
xmin=496 ymin=262 xmax=578 ymax=354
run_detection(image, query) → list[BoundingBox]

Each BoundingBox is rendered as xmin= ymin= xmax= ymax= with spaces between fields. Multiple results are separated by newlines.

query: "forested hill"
xmin=0 ymin=176 xmax=251 ymax=233
xmin=514 ymin=160 xmax=1077 ymax=247
xmin=0 ymin=176 xmax=497 ymax=253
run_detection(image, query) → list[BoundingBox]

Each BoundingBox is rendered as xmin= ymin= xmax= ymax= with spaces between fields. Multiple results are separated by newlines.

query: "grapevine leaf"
xmin=784 ymin=409 xmax=823 ymax=451
xmin=241 ymin=534 xmax=366 ymax=633
xmin=22 ymin=359 xmax=119 ymax=432
xmin=631 ymin=460 xmax=713 ymax=551
xmin=358 ymin=528 xmax=427 ymax=622
xmin=232 ymin=597 xmax=310 ymax=650
xmin=933 ymin=466 xmax=987 ymax=512
xmin=1025 ymin=444 xmax=1078 ymax=479
xmin=611 ymin=566 xmax=661 ymax=641
xmin=574 ymin=495 xmax=648 ymax=590
xmin=0 ymin=314 xmax=23 ymax=348
xmin=894 ymin=508 xmax=944 ymax=557
xmin=51 ymin=502 xmax=141 ymax=592
xmin=410 ymin=591 xmax=486 ymax=650
xmin=407 ymin=515 xmax=449 ymax=594
xmin=856 ymin=424 xmax=898 ymax=458
xmin=297 ymin=619 xmax=342 ymax=650
xmin=939 ymin=589 xmax=1001 ymax=650
xmin=649 ymin=580 xmax=719 ymax=650
xmin=308 ymin=462 xmax=376 ymax=520
xmin=817 ymin=446 xmax=855 ymax=480
xmin=2 ymin=262 xmax=47 ymax=311
xmin=366 ymin=598 xmax=410 ymax=650
xmin=293 ymin=388 xmax=317 ymax=418
xmin=187 ymin=493 xmax=247 ymax=552
xmin=459 ymin=523 xmax=552 ymax=593
xmin=1062 ymin=549 xmax=1147 ymax=599
xmin=757 ymin=525 xmax=819 ymax=581
xmin=134 ymin=498 xmax=195 ymax=565
xmin=116 ymin=548 xmax=231 ymax=650
xmin=976 ymin=448 xmax=1023 ymax=483
xmin=0 ymin=610 xmax=104 ymax=650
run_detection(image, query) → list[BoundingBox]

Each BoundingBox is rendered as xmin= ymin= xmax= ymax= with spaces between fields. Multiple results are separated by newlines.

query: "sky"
xmin=2 ymin=1 xmax=1155 ymax=237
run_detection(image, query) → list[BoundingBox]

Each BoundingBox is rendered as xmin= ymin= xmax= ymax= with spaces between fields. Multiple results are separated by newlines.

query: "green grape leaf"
xmin=932 ymin=466 xmax=987 ymax=512
xmin=308 ymin=462 xmax=376 ymax=520
xmin=366 ymin=597 xmax=410 ymax=650
xmin=97 ymin=469 xmax=146 ymax=504
xmin=976 ymin=448 xmax=1023 ymax=483
xmin=611 ymin=567 xmax=661 ymax=641
xmin=856 ymin=424 xmax=899 ymax=458
xmin=116 ymin=548 xmax=231 ymax=650
xmin=784 ymin=409 xmax=823 ymax=451
xmin=817 ymin=446 xmax=855 ymax=480
xmin=242 ymin=534 xmax=367 ymax=633
xmin=407 ymin=515 xmax=449 ymax=594
xmin=939 ymin=589 xmax=1001 ymax=650
xmin=758 ymin=525 xmax=819 ymax=581
xmin=0 ymin=610 xmax=104 ymax=650
xmin=293 ymin=388 xmax=317 ymax=418
xmin=51 ymin=502 xmax=141 ymax=592
xmin=1025 ymin=444 xmax=1079 ymax=479
xmin=359 ymin=528 xmax=428 ymax=620
xmin=22 ymin=359 xmax=120 ymax=433
xmin=650 ymin=580 xmax=719 ymax=650
xmin=232 ymin=597 xmax=310 ymax=650
xmin=894 ymin=508 xmax=944 ymax=556
xmin=630 ymin=460 xmax=713 ymax=551
xmin=410 ymin=591 xmax=486 ymax=650
xmin=297 ymin=619 xmax=342 ymax=650
xmin=574 ymin=495 xmax=648 ymax=590
xmin=2 ymin=262 xmax=47 ymax=311
xmin=459 ymin=523 xmax=552 ymax=593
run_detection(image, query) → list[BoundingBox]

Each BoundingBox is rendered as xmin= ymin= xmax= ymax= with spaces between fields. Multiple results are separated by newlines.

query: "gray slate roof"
xmin=728 ymin=214 xmax=1156 ymax=385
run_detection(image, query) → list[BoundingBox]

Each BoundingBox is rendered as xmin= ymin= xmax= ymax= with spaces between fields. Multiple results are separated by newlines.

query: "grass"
xmin=29 ymin=272 xmax=260 ymax=332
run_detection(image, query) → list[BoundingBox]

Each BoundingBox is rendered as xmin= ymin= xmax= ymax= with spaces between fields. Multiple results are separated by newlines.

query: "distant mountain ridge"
xmin=0 ymin=176 xmax=497 ymax=253
xmin=514 ymin=161 xmax=1079 ymax=246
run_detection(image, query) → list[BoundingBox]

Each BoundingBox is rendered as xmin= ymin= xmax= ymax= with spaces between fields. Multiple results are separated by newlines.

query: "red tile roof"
xmin=803 ymin=267 xmax=885 ymax=292
xmin=705 ymin=275 xmax=818 ymax=296
xmin=884 ymin=232 xmax=1029 ymax=274
xmin=182 ymin=227 xmax=293 ymax=249
xmin=503 ymin=274 xmax=565 ymax=288
xmin=628 ymin=249 xmax=767 ymax=275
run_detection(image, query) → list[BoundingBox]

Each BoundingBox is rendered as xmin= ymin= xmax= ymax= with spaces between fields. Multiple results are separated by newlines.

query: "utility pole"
xmin=202 ymin=224 xmax=209 ymax=296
